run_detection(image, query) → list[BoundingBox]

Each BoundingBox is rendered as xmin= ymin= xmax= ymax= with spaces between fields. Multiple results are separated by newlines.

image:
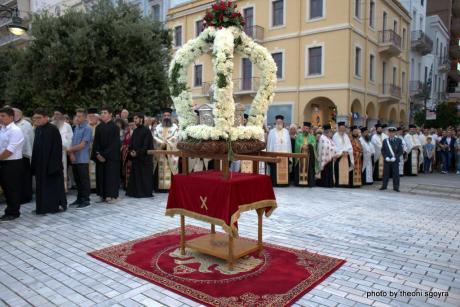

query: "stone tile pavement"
xmin=0 ymin=183 xmax=459 ymax=307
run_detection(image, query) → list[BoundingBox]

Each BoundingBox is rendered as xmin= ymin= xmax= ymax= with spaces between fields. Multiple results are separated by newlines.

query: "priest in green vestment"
xmin=294 ymin=122 xmax=318 ymax=187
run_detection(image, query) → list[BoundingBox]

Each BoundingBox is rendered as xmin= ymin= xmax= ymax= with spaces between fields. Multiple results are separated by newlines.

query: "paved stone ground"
xmin=1 ymin=182 xmax=460 ymax=307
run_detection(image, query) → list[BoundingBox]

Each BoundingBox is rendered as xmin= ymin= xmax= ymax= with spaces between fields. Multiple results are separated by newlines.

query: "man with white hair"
xmin=13 ymin=107 xmax=34 ymax=203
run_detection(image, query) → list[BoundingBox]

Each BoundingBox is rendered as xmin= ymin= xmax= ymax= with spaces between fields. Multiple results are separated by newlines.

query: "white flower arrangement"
xmin=169 ymin=26 xmax=277 ymax=142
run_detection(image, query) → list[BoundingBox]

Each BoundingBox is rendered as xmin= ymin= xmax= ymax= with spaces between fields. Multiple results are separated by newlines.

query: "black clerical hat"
xmin=375 ymin=123 xmax=382 ymax=128
xmin=396 ymin=126 xmax=403 ymax=131
xmin=409 ymin=124 xmax=416 ymax=128
xmin=351 ymin=125 xmax=359 ymax=130
xmin=323 ymin=124 xmax=331 ymax=130
xmin=244 ymin=113 xmax=249 ymax=119
xmin=303 ymin=122 xmax=311 ymax=127
xmin=87 ymin=107 xmax=98 ymax=114
xmin=337 ymin=121 xmax=346 ymax=127
xmin=134 ymin=112 xmax=145 ymax=119
xmin=360 ymin=127 xmax=368 ymax=133
xmin=162 ymin=107 xmax=173 ymax=114
xmin=275 ymin=115 xmax=284 ymax=120
xmin=54 ymin=106 xmax=65 ymax=114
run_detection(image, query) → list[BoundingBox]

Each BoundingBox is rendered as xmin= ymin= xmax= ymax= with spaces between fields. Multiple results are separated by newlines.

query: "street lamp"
xmin=0 ymin=5 xmax=27 ymax=36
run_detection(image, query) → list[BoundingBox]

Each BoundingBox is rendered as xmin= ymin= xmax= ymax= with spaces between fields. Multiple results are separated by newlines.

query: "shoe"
xmin=1 ymin=215 xmax=19 ymax=221
xmin=394 ymin=188 xmax=400 ymax=192
xmin=379 ymin=187 xmax=387 ymax=190
xmin=106 ymin=198 xmax=119 ymax=204
xmin=69 ymin=200 xmax=81 ymax=206
xmin=60 ymin=205 xmax=67 ymax=212
xmin=76 ymin=202 xmax=91 ymax=209
xmin=441 ymin=171 xmax=447 ymax=174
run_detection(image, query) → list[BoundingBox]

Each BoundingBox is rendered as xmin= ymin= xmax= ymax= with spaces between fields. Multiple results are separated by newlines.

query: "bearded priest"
xmin=267 ymin=115 xmax=291 ymax=187
xmin=294 ymin=122 xmax=317 ymax=187
xmin=332 ymin=122 xmax=354 ymax=187
xmin=359 ymin=127 xmax=375 ymax=185
xmin=154 ymin=108 xmax=179 ymax=192
xmin=404 ymin=124 xmax=422 ymax=176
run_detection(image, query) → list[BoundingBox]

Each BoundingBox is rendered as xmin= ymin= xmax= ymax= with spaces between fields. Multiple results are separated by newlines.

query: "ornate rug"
xmin=88 ymin=226 xmax=345 ymax=306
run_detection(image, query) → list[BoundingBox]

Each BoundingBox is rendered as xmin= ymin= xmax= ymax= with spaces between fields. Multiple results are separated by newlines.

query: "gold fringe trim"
xmin=165 ymin=199 xmax=277 ymax=238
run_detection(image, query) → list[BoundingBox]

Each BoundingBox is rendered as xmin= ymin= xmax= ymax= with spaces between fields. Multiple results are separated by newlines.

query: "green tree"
xmin=5 ymin=0 xmax=172 ymax=115
xmin=414 ymin=102 xmax=460 ymax=128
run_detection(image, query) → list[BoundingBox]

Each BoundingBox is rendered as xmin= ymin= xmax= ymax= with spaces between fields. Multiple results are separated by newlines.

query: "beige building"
xmin=168 ymin=0 xmax=411 ymax=127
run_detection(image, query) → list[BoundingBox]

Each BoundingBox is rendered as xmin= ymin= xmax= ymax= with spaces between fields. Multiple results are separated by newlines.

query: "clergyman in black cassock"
xmin=126 ymin=114 xmax=154 ymax=198
xmin=91 ymin=107 xmax=121 ymax=201
xmin=31 ymin=108 xmax=67 ymax=214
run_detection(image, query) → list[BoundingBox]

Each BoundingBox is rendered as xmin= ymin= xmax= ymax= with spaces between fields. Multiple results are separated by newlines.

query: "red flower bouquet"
xmin=203 ymin=0 xmax=246 ymax=30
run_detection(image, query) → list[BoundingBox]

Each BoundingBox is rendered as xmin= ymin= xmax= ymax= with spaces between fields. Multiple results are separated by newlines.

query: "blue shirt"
xmin=71 ymin=122 xmax=92 ymax=164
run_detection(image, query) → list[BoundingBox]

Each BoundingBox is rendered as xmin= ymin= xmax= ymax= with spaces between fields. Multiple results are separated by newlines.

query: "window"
xmin=310 ymin=0 xmax=323 ymax=19
xmin=243 ymin=7 xmax=254 ymax=36
xmin=402 ymin=72 xmax=406 ymax=93
xmin=436 ymin=38 xmax=439 ymax=55
xmin=355 ymin=47 xmax=362 ymax=77
xmin=308 ymin=46 xmax=322 ymax=75
xmin=369 ymin=54 xmax=375 ymax=81
xmin=393 ymin=20 xmax=397 ymax=33
xmin=267 ymin=105 xmax=292 ymax=126
xmin=354 ymin=0 xmax=361 ymax=19
xmin=392 ymin=67 xmax=397 ymax=86
xmin=272 ymin=0 xmax=284 ymax=27
xmin=242 ymin=58 xmax=253 ymax=90
xmin=196 ymin=20 xmax=204 ymax=37
xmin=369 ymin=0 xmax=375 ymax=28
xmin=272 ymin=52 xmax=283 ymax=79
xmin=383 ymin=12 xmax=387 ymax=31
xmin=174 ymin=26 xmax=182 ymax=47
xmin=194 ymin=64 xmax=203 ymax=87
xmin=151 ymin=4 xmax=160 ymax=21
xmin=421 ymin=0 xmax=424 ymax=6
xmin=402 ymin=28 xmax=406 ymax=48
xmin=382 ymin=62 xmax=386 ymax=94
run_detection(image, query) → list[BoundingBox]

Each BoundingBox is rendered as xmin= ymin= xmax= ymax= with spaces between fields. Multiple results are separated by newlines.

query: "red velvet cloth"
xmin=166 ymin=171 xmax=276 ymax=234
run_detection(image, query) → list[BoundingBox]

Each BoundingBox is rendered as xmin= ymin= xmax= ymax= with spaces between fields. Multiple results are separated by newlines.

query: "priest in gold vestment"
xmin=154 ymin=108 xmax=179 ymax=192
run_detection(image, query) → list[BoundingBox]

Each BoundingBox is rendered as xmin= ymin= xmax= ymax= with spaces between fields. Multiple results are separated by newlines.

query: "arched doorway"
xmin=365 ymin=101 xmax=377 ymax=127
xmin=351 ymin=99 xmax=363 ymax=126
xmin=399 ymin=109 xmax=407 ymax=126
xmin=304 ymin=97 xmax=337 ymax=127
xmin=389 ymin=108 xmax=397 ymax=126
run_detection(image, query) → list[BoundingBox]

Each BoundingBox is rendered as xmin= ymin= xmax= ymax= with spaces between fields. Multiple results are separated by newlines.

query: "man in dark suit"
xmin=380 ymin=127 xmax=404 ymax=192
xmin=439 ymin=129 xmax=456 ymax=173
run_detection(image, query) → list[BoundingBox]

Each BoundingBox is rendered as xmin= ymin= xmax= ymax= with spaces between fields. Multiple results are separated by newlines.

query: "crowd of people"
xmin=0 ymin=104 xmax=459 ymax=222
xmin=262 ymin=115 xmax=460 ymax=192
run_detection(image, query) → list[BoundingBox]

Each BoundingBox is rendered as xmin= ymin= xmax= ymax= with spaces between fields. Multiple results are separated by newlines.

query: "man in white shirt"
xmin=371 ymin=123 xmax=388 ymax=181
xmin=404 ymin=124 xmax=422 ymax=176
xmin=13 ymin=107 xmax=34 ymax=203
xmin=332 ymin=122 xmax=354 ymax=187
xmin=0 ymin=107 xmax=25 ymax=221
xmin=53 ymin=107 xmax=74 ymax=191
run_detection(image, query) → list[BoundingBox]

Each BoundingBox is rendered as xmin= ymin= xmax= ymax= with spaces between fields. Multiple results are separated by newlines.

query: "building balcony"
xmin=409 ymin=80 xmax=428 ymax=98
xmin=379 ymin=84 xmax=401 ymax=103
xmin=452 ymin=17 xmax=460 ymax=37
xmin=411 ymin=30 xmax=433 ymax=55
xmin=438 ymin=57 xmax=450 ymax=73
xmin=243 ymin=25 xmax=264 ymax=42
xmin=378 ymin=30 xmax=402 ymax=57
xmin=201 ymin=78 xmax=260 ymax=96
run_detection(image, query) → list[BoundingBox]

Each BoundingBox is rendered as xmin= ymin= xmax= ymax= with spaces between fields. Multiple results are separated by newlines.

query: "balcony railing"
xmin=380 ymin=84 xmax=401 ymax=103
xmin=378 ymin=30 xmax=402 ymax=57
xmin=411 ymin=30 xmax=433 ymax=55
xmin=201 ymin=77 xmax=261 ymax=96
xmin=243 ymin=25 xmax=264 ymax=42
xmin=438 ymin=56 xmax=450 ymax=73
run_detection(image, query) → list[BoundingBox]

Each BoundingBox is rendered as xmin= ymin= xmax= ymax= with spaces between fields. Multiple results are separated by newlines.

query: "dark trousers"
xmin=441 ymin=151 xmax=452 ymax=172
xmin=72 ymin=163 xmax=90 ymax=202
xmin=0 ymin=159 xmax=23 ymax=217
xmin=382 ymin=160 xmax=399 ymax=190
xmin=424 ymin=157 xmax=432 ymax=174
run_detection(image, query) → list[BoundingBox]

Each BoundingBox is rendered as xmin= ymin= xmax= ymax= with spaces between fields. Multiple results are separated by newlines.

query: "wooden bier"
xmin=152 ymin=148 xmax=283 ymax=269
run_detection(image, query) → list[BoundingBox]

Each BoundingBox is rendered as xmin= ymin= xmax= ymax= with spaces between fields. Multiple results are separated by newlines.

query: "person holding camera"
xmin=380 ymin=127 xmax=403 ymax=192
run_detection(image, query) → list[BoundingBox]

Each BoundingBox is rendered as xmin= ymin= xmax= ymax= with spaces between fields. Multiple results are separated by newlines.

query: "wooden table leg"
xmin=211 ymin=224 xmax=215 ymax=234
xmin=257 ymin=208 xmax=264 ymax=256
xmin=228 ymin=234 xmax=234 ymax=271
xmin=180 ymin=215 xmax=186 ymax=255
